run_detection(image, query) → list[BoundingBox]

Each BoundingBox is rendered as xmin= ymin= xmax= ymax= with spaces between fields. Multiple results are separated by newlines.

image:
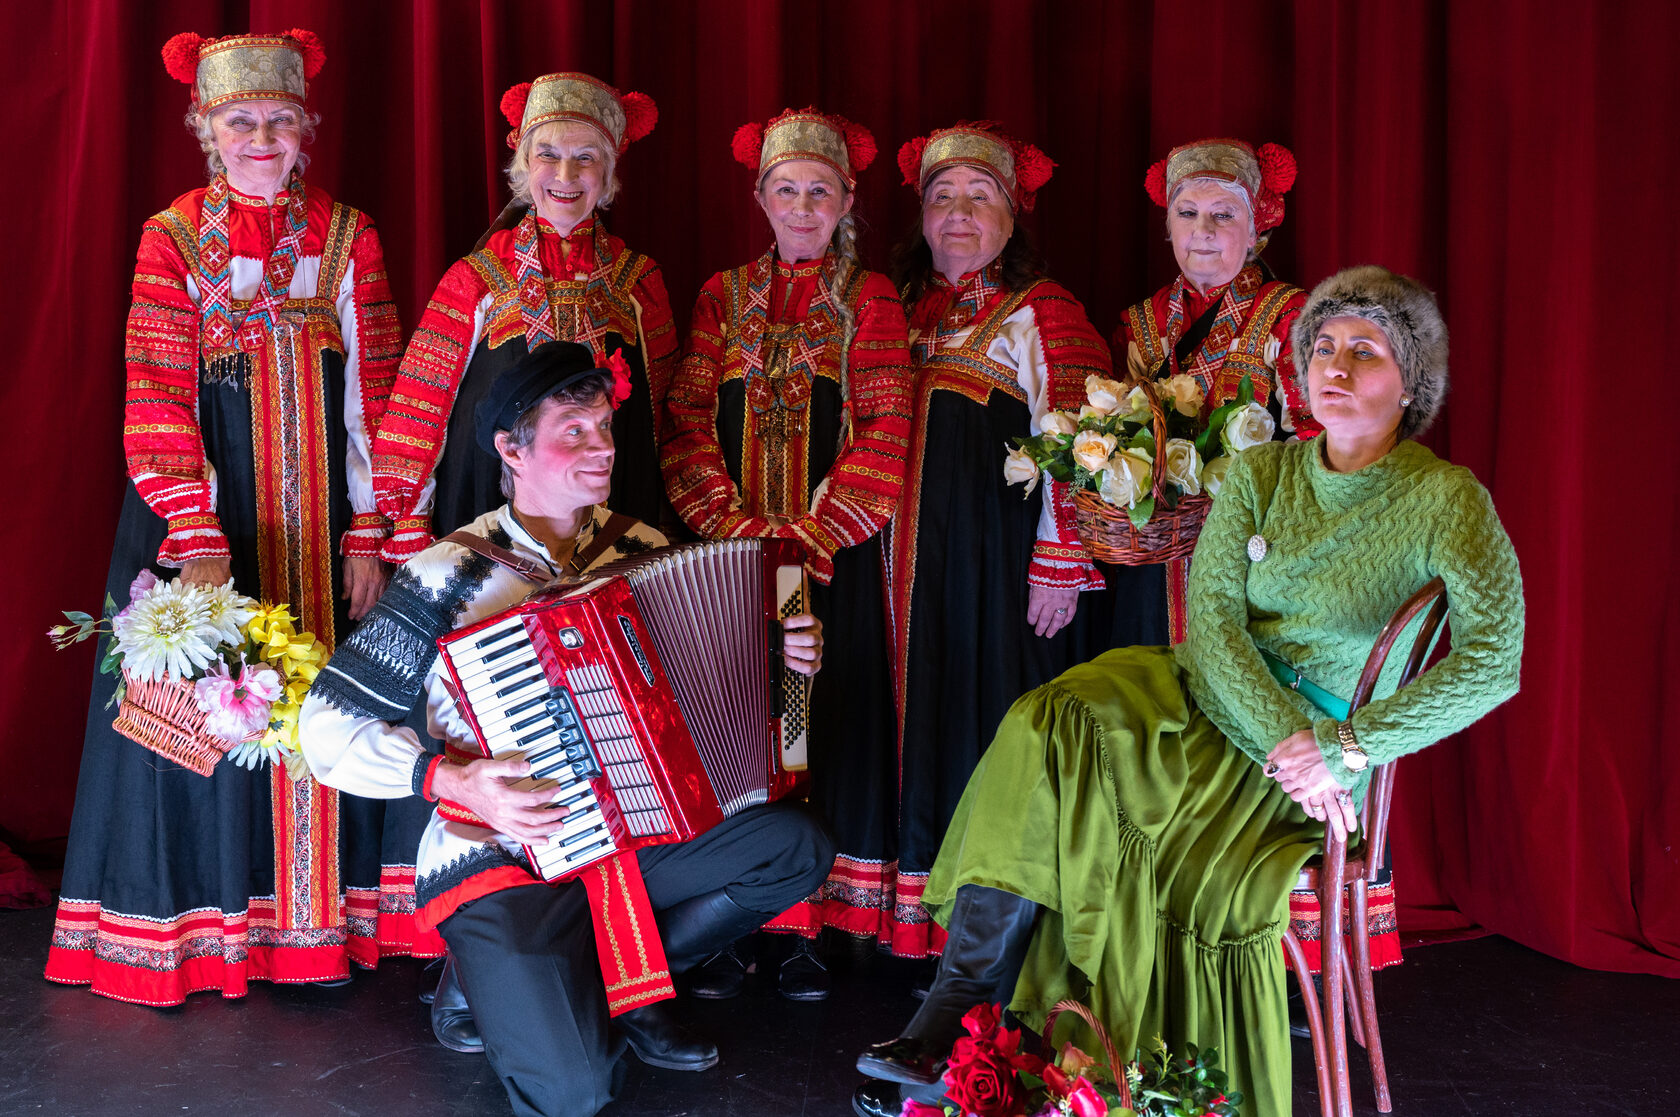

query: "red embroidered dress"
xmin=46 ymin=181 xmax=438 ymax=1006
xmin=882 ymin=265 xmax=1123 ymax=956
xmin=662 ymin=249 xmax=911 ymax=936
xmin=370 ymin=213 xmax=677 ymax=557
xmin=1113 ymin=265 xmax=1316 ymax=645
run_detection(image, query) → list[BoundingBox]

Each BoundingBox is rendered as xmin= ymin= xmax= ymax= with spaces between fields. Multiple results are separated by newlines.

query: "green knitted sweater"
xmin=1176 ymin=436 xmax=1524 ymax=799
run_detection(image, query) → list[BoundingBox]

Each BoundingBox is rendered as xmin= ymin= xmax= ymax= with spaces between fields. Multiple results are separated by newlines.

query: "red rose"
xmin=943 ymin=1045 xmax=1024 ymax=1117
xmin=899 ymin=1101 xmax=947 ymax=1117
xmin=960 ymin=1002 xmax=1002 ymax=1038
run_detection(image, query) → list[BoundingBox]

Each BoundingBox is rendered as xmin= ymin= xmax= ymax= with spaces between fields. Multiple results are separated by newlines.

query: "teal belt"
xmin=1260 ymin=650 xmax=1351 ymax=721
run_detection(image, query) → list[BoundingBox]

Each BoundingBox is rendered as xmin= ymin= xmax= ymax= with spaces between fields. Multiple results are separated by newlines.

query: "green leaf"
xmin=1046 ymin=461 xmax=1075 ymax=483
xmin=62 ymin=610 xmax=95 ymax=625
xmin=1129 ymin=431 xmax=1156 ymax=457
xmin=1236 ymin=373 xmax=1255 ymax=406
xmin=1128 ymin=496 xmax=1155 ymax=529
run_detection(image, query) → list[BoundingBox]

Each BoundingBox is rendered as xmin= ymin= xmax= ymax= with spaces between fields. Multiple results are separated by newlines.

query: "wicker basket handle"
xmin=1142 ymin=380 xmax=1171 ymax=506
xmin=1040 ymin=998 xmax=1134 ymax=1108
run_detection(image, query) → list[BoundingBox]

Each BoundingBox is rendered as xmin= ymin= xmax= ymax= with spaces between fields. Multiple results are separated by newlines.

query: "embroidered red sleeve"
xmin=630 ymin=260 xmax=679 ymax=447
xmin=369 ymin=257 xmax=490 ymax=563
xmin=781 ymin=274 xmax=911 ymax=582
xmin=123 ymin=216 xmax=228 ymax=568
xmin=342 ymin=218 xmax=405 ymax=558
xmin=1271 ymin=293 xmax=1321 ymax=439
xmin=1025 ymin=285 xmax=1107 ymax=591
xmin=660 ymin=275 xmax=767 ymax=539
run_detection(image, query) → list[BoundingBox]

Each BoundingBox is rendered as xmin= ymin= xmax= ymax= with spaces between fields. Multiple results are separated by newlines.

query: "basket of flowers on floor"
xmin=902 ymin=1000 xmax=1242 ymax=1117
xmin=1003 ymin=371 xmax=1274 ymax=565
xmin=49 ymin=571 xmax=326 ymax=778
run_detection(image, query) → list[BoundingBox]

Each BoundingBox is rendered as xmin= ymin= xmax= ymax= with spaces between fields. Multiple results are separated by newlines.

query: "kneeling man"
xmin=300 ymin=341 xmax=834 ymax=1117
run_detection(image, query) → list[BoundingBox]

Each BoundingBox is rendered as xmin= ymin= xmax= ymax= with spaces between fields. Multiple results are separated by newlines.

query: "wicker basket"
xmin=111 ymin=671 xmax=250 ymax=777
xmin=1073 ymin=382 xmax=1211 ymax=566
xmin=1041 ymin=999 xmax=1133 ymax=1109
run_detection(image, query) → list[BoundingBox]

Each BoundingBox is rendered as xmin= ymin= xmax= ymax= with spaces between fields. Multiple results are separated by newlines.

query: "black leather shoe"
xmin=616 ymin=1000 xmax=719 ymax=1071
xmin=687 ymin=941 xmax=750 ymax=1000
xmin=856 ymin=1035 xmax=945 ymax=1086
xmin=431 ymin=956 xmax=483 ymax=1054
xmin=419 ymin=955 xmax=444 ymax=1006
xmin=778 ymin=935 xmax=830 ymax=1001
xmin=852 ymin=1079 xmax=904 ymax=1117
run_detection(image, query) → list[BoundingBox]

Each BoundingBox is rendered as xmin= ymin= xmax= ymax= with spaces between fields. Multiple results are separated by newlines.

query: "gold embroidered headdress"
xmin=499 ymin=72 xmax=657 ymax=152
xmin=1144 ymin=137 xmax=1298 ymax=233
xmin=899 ymin=122 xmax=1055 ymax=212
xmin=732 ymin=107 xmax=877 ymax=189
xmin=162 ymin=30 xmax=323 ymax=115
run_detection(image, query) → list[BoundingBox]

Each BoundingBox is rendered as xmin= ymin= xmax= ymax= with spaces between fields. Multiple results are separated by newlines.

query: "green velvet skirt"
xmin=924 ymin=646 xmax=1321 ymax=1117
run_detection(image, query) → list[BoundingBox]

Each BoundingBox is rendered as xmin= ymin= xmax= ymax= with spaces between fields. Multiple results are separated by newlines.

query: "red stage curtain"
xmin=3 ymin=0 xmax=1675 ymax=977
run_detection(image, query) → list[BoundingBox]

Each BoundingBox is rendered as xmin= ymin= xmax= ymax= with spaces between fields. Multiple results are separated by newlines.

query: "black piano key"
xmin=554 ymin=787 xmax=595 ymax=809
xmin=473 ymin=624 xmax=525 ymax=651
xmin=490 ymin=658 xmax=540 ymax=684
xmin=495 ymin=674 xmax=544 ymax=699
xmin=506 ymin=693 xmax=547 ymax=717
xmin=560 ymin=823 xmax=608 ymax=848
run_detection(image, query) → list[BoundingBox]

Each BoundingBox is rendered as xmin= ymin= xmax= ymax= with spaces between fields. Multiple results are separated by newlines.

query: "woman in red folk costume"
xmin=884 ymin=124 xmax=1120 ymax=959
xmin=1116 ymin=138 xmax=1317 ymax=645
xmin=661 ymin=109 xmax=912 ymax=995
xmin=47 ymin=31 xmax=425 ymax=1005
xmin=370 ymin=72 xmax=674 ymax=558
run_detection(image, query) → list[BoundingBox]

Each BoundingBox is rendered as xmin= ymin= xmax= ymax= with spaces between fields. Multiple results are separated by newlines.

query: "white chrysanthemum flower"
xmin=113 ymin=580 xmax=220 ymax=682
xmin=197 ymin=580 xmax=259 ymax=648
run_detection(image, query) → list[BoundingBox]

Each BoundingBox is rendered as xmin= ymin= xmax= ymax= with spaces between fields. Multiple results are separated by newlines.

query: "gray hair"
xmin=1291 ymin=265 xmax=1449 ymax=441
xmin=186 ymin=103 xmax=320 ymax=180
xmin=1165 ymin=175 xmax=1264 ymax=261
xmin=506 ymin=121 xmax=621 ymax=211
xmin=495 ymin=372 xmax=614 ymax=498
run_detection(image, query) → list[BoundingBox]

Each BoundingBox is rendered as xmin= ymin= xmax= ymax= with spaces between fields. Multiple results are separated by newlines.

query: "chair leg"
xmin=1341 ymin=945 xmax=1366 ymax=1050
xmin=1349 ymin=880 xmax=1393 ymax=1112
xmin=1321 ymin=842 xmax=1353 ymax=1117
xmin=1283 ymin=930 xmax=1335 ymax=1117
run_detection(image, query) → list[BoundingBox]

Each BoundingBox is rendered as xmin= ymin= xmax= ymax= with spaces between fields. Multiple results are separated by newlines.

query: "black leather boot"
xmin=615 ymin=999 xmax=720 ymax=1071
xmin=856 ymin=884 xmax=1040 ymax=1085
xmin=778 ymin=933 xmax=830 ymax=1001
xmin=658 ymin=889 xmax=772 ymax=999
xmin=431 ymin=954 xmax=484 ymax=1053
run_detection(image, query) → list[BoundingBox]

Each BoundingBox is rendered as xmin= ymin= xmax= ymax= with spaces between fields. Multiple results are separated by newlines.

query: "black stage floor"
xmin=3 ymin=905 xmax=1675 ymax=1115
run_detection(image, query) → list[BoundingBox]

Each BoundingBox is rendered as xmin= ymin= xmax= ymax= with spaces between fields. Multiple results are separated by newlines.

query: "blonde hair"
xmin=187 ymin=103 xmax=320 ymax=180
xmin=506 ymin=120 xmax=621 ymax=210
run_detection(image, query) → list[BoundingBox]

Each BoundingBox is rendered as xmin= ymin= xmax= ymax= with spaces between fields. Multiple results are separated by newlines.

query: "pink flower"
xmin=899 ymin=1101 xmax=947 ymax=1117
xmin=129 ymin=570 xmax=162 ymax=602
xmin=1066 ymin=1079 xmax=1108 ymax=1117
xmin=195 ymin=661 xmax=282 ymax=740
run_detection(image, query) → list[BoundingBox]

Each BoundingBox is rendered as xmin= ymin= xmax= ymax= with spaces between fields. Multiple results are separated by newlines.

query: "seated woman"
xmin=853 ymin=265 xmax=1525 ymax=1117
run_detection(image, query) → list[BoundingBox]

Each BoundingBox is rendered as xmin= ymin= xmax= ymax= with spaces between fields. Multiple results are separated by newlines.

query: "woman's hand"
xmin=180 ymin=557 xmax=233 ymax=588
xmin=343 ymin=555 xmax=391 ymax=620
xmin=1027 ymin=585 xmax=1079 ymax=638
xmin=430 ymin=756 xmax=571 ymax=843
xmin=1265 ymin=729 xmax=1360 ymax=841
xmin=781 ymin=613 xmax=823 ymax=677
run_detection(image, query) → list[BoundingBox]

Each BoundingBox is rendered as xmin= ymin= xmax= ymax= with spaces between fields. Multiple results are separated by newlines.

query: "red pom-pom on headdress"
xmin=282 ymin=28 xmax=325 ymax=79
xmin=1012 ymin=141 xmax=1055 ymax=196
xmin=731 ymin=122 xmax=765 ymax=171
xmin=838 ymin=118 xmax=876 ymax=174
xmin=1256 ymin=142 xmax=1297 ymax=194
xmin=898 ymin=137 xmax=928 ymax=188
xmin=604 ymin=348 xmax=634 ymax=409
xmin=1143 ymin=159 xmax=1169 ymax=206
xmin=500 ymin=83 xmax=532 ymax=129
xmin=621 ymin=92 xmax=657 ymax=146
xmin=161 ymin=33 xmax=204 ymax=85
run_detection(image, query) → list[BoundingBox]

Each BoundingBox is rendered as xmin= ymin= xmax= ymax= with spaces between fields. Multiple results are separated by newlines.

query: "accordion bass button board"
xmin=437 ymin=538 xmax=812 ymax=882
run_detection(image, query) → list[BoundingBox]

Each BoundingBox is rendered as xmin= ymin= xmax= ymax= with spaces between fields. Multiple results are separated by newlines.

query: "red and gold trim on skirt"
xmin=762 ymin=857 xmax=949 ymax=958
xmin=1286 ymin=878 xmax=1402 ymax=974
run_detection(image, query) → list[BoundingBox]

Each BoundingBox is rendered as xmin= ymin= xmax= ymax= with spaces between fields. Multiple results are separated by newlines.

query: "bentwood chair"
xmin=1282 ymin=577 xmax=1449 ymax=1117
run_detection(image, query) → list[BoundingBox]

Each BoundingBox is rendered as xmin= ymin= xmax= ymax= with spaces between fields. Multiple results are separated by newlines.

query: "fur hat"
xmin=1292 ymin=265 xmax=1448 ymax=440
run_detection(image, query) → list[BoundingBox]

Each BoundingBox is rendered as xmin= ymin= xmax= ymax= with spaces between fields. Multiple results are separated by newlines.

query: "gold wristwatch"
xmin=1336 ymin=721 xmax=1369 ymax=772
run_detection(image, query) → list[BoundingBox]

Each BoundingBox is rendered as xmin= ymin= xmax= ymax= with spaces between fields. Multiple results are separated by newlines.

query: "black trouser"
xmin=440 ymin=802 xmax=835 ymax=1117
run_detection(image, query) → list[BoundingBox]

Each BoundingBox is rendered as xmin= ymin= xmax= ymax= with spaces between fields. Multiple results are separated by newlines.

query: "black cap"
xmin=474 ymin=340 xmax=609 ymax=453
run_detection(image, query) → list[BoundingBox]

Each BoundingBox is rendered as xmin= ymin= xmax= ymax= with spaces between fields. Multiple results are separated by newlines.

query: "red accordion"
xmin=437 ymin=539 xmax=812 ymax=882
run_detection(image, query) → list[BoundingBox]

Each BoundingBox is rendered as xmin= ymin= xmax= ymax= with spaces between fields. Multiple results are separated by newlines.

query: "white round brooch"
xmin=1246 ymin=534 xmax=1269 ymax=562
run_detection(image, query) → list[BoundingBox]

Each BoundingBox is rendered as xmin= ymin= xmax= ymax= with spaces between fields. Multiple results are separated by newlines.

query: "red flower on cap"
xmin=604 ymin=348 xmax=634 ymax=409
xmin=731 ymin=107 xmax=876 ymax=188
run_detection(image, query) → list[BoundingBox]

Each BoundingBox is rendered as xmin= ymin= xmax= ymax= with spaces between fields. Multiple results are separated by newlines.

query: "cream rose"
xmin=1098 ymin=446 xmax=1154 ymax=508
xmin=1200 ymin=454 xmax=1232 ymax=496
xmin=1122 ymin=384 xmax=1153 ymax=420
xmin=1221 ymin=402 xmax=1276 ymax=452
xmin=1162 ymin=438 xmax=1203 ymax=496
xmin=1085 ymin=374 xmax=1124 ymax=414
xmin=1157 ymin=374 xmax=1205 ymax=418
xmin=1071 ymin=430 xmax=1118 ymax=474
xmin=1039 ymin=410 xmax=1078 ymax=437
xmin=1002 ymin=445 xmax=1041 ymax=497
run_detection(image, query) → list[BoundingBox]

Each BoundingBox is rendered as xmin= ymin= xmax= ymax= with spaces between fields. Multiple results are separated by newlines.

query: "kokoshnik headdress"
xmin=1144 ymin=137 xmax=1297 ymax=233
xmin=732 ymin=107 xmax=877 ymax=189
xmin=897 ymin=121 xmax=1055 ymax=212
xmin=499 ymin=72 xmax=658 ymax=152
xmin=162 ymin=29 xmax=323 ymax=114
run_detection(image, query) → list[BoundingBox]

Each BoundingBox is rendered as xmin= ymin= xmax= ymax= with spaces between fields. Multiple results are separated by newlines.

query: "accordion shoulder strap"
xmin=440 ymin=530 xmax=549 ymax=584
xmin=574 ymin=512 xmax=638 ymax=571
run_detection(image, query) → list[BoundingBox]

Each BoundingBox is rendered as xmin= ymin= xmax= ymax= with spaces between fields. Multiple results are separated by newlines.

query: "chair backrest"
xmin=1345 ymin=576 xmax=1449 ymax=880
